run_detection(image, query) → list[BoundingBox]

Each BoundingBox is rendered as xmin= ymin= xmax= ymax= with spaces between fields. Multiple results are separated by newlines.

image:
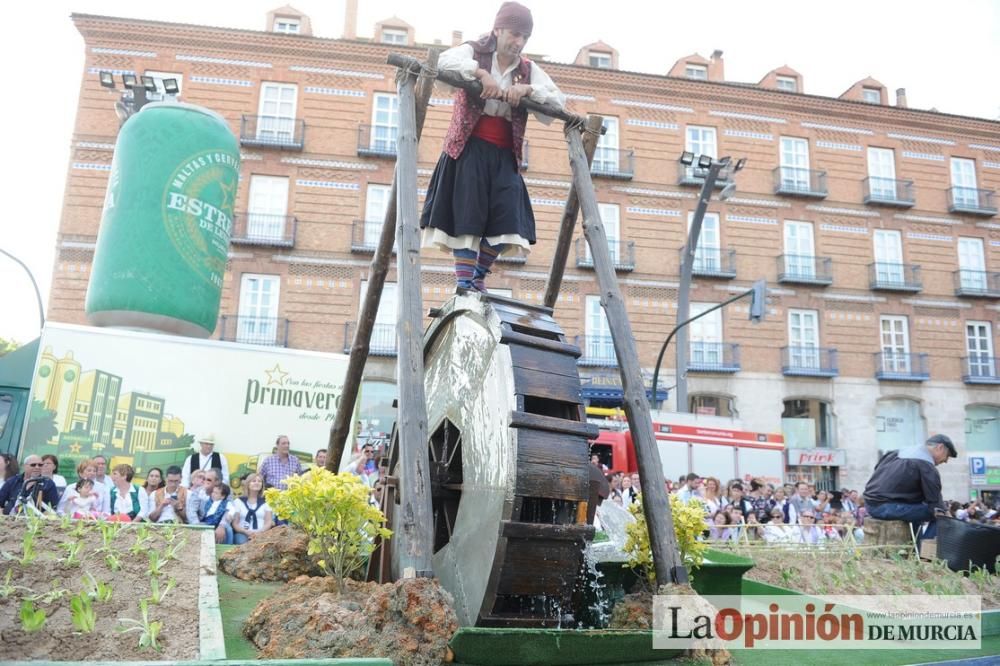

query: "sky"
xmin=1 ymin=0 xmax=998 ymax=345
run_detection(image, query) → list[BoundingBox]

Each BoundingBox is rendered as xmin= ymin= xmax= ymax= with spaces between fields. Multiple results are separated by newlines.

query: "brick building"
xmin=54 ymin=7 xmax=999 ymax=499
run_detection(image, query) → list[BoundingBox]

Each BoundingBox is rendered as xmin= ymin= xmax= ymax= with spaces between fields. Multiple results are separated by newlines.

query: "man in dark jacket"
xmin=0 ymin=455 xmax=60 ymax=515
xmin=863 ymin=434 xmax=956 ymax=540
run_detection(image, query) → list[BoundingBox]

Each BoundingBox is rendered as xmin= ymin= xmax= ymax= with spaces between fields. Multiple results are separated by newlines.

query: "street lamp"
xmin=671 ymin=152 xmax=746 ymax=413
xmin=0 ymin=248 xmax=46 ymax=333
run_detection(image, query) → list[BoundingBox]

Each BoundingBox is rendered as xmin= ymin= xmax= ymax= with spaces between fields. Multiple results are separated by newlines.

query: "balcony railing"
xmin=343 ymin=322 xmax=397 ymax=356
xmin=963 ymin=356 xmax=1000 ymax=384
xmin=357 ymin=124 xmax=398 ymax=158
xmin=591 ymin=148 xmax=634 ymax=180
xmin=688 ymin=342 xmax=741 ymax=373
xmin=350 ymin=219 xmax=397 ymax=254
xmin=862 ymin=177 xmax=915 ymax=207
xmin=677 ymin=162 xmax=732 ymax=187
xmin=874 ymin=352 xmax=929 ymax=381
xmin=230 ymin=212 xmax=296 ymax=247
xmin=868 ymin=262 xmax=922 ymax=292
xmin=781 ymin=346 xmax=838 ymax=377
xmin=773 ymin=167 xmax=828 ymax=198
xmin=574 ymin=335 xmax=618 ymax=367
xmin=680 ymin=246 xmax=737 ymax=278
xmin=947 ymin=187 xmax=997 ymax=216
xmin=240 ymin=115 xmax=305 ymax=150
xmin=777 ymin=255 xmax=833 ymax=285
xmin=953 ymin=270 xmax=1000 ymax=298
xmin=219 ymin=316 xmax=289 ymax=347
xmin=575 ymin=238 xmax=636 ymax=271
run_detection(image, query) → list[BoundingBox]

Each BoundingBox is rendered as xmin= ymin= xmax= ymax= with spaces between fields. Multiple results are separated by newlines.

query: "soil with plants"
xmin=0 ymin=514 xmax=201 ymax=661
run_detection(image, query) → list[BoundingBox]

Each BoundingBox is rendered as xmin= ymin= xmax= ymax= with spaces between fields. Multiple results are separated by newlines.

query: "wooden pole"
xmin=326 ymin=50 xmax=440 ymax=474
xmin=393 ymin=66 xmax=435 ymax=577
xmin=564 ymin=126 xmax=688 ymax=587
xmin=543 ymin=114 xmax=604 ymax=309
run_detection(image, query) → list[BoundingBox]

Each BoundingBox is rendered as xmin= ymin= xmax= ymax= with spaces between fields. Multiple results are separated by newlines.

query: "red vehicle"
xmin=590 ymin=422 xmax=784 ymax=486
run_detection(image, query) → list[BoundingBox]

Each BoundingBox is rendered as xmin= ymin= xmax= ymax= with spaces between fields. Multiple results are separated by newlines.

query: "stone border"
xmin=198 ymin=528 xmax=226 ymax=660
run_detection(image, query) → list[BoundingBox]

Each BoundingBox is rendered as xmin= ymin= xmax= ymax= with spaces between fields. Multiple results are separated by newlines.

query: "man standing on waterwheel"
xmin=420 ymin=2 xmax=566 ymax=293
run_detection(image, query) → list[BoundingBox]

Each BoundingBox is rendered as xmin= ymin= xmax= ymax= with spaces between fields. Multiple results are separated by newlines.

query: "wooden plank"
xmin=500 ymin=328 xmax=581 ymax=357
xmin=508 ymin=344 xmax=580 ymax=378
xmin=499 ymin=520 xmax=595 ymax=541
xmin=483 ymin=291 xmax=553 ymax=316
xmin=496 ymin=539 xmax=583 ymax=594
xmin=513 ymin=366 xmax=582 ymax=404
xmin=509 ymin=410 xmax=598 ymax=439
xmin=491 ymin=303 xmax=565 ymax=336
xmin=515 ymin=429 xmax=589 ymax=500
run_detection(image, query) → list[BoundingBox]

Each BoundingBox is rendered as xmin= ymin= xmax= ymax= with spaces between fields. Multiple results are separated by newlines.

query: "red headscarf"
xmin=493 ymin=2 xmax=533 ymax=35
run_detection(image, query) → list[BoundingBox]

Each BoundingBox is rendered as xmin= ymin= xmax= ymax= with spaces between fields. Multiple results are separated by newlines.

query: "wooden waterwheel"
xmin=370 ymin=291 xmax=598 ymax=627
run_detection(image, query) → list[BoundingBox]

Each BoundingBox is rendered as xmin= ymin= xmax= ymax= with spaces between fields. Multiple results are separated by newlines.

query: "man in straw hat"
xmin=421 ymin=2 xmax=566 ymax=293
xmin=181 ymin=433 xmax=230 ymax=488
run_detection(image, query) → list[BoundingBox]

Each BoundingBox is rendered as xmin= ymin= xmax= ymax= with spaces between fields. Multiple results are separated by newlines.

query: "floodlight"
xmin=163 ymin=78 xmax=179 ymax=95
xmin=141 ymin=76 xmax=157 ymax=92
xmin=735 ymin=158 xmax=747 ymax=171
xmin=679 ymin=151 xmax=695 ymax=166
xmin=717 ymin=155 xmax=732 ymax=166
xmin=122 ymin=74 xmax=137 ymax=89
xmin=749 ymin=279 xmax=768 ymax=323
xmin=99 ymin=71 xmax=115 ymax=89
xmin=719 ymin=182 xmax=737 ymax=201
xmin=697 ymin=154 xmax=713 ymax=169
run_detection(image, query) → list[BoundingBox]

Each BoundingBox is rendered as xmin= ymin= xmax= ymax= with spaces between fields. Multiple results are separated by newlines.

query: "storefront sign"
xmin=786 ymin=448 xmax=846 ymax=466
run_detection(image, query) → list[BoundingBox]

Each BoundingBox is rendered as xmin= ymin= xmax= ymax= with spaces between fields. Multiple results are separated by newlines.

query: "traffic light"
xmin=749 ymin=279 xmax=767 ymax=322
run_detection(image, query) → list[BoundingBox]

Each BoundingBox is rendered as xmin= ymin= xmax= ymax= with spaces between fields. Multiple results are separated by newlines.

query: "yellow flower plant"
xmin=623 ymin=494 xmax=709 ymax=586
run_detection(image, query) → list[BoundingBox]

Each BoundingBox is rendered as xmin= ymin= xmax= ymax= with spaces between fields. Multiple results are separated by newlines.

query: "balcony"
xmin=343 ymin=322 xmax=397 ymax=356
xmin=963 ymin=356 xmax=1000 ymax=384
xmin=868 ymin=262 xmax=922 ymax=292
xmin=239 ymin=115 xmax=305 ymax=150
xmin=680 ymin=247 xmax=737 ymax=279
xmin=773 ymin=167 xmax=828 ymax=198
xmin=862 ymin=177 xmax=915 ymax=207
xmin=677 ymin=162 xmax=732 ymax=188
xmin=777 ymin=255 xmax=833 ymax=285
xmin=574 ymin=335 xmax=618 ymax=367
xmin=688 ymin=342 xmax=741 ymax=373
xmin=874 ymin=352 xmax=929 ymax=381
xmin=357 ymin=124 xmax=397 ymax=158
xmin=591 ymin=148 xmax=634 ymax=180
xmin=781 ymin=347 xmax=838 ymax=377
xmin=351 ymin=219 xmax=397 ymax=254
xmin=219 ymin=316 xmax=289 ymax=347
xmin=575 ymin=238 xmax=636 ymax=271
xmin=947 ymin=187 xmax=997 ymax=216
xmin=520 ymin=140 xmax=530 ymax=171
xmin=954 ymin=270 xmax=1000 ymax=298
xmin=230 ymin=212 xmax=296 ymax=247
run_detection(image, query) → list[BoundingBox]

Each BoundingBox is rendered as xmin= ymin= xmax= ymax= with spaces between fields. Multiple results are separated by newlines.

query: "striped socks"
xmin=474 ymin=240 xmax=504 ymax=293
xmin=453 ymin=248 xmax=477 ymax=290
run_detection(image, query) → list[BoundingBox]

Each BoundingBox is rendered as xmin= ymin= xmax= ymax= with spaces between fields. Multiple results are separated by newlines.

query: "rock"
xmin=218 ymin=525 xmax=324 ymax=581
xmin=243 ymin=575 xmax=459 ymax=666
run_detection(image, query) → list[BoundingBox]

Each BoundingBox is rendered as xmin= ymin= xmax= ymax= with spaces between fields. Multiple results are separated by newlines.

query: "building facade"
xmin=53 ymin=8 xmax=999 ymax=500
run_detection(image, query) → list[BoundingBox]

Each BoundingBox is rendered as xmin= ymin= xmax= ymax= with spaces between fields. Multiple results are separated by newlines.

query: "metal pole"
xmin=0 ymin=248 xmax=45 ymax=332
xmin=674 ymin=161 xmax=726 ymax=413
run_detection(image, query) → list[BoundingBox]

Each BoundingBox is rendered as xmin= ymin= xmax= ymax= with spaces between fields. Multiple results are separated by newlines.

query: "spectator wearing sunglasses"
xmin=0 ymin=455 xmax=60 ymax=515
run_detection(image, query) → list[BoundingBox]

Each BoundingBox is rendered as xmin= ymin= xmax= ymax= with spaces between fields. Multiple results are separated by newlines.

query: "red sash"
xmin=471 ymin=115 xmax=514 ymax=149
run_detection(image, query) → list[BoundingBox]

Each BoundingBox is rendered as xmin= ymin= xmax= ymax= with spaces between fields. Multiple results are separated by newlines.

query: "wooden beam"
xmin=326 ymin=49 xmax=440 ymax=474
xmin=543 ymin=114 xmax=604 ymax=309
xmin=563 ymin=126 xmax=688 ymax=586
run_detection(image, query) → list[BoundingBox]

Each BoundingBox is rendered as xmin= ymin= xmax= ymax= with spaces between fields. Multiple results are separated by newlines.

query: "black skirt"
xmin=420 ymin=136 xmax=535 ymax=246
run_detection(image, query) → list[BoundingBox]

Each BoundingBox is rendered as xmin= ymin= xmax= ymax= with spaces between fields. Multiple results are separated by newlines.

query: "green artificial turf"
xmin=214 ymin=545 xmax=284 ymax=662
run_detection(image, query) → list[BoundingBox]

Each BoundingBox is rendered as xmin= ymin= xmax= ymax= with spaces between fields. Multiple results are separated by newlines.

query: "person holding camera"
xmin=148 ymin=465 xmax=188 ymax=524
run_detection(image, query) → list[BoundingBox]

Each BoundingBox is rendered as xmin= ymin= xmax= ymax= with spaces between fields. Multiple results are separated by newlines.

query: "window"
xmin=585 ymin=296 xmax=614 ymax=363
xmin=0 ymin=393 xmax=12 ymax=439
xmin=273 ymin=18 xmax=300 ymax=34
xmin=966 ymin=321 xmax=995 ymax=378
xmin=593 ymin=117 xmax=620 ymax=173
xmin=951 ymin=157 xmax=979 ymax=207
xmin=958 ymin=237 xmax=987 ymax=290
xmin=238 ymin=274 xmax=280 ymax=344
xmin=966 ymin=405 xmax=1000 ymax=452
xmin=779 ymin=137 xmax=810 ymax=191
xmin=358 ymin=381 xmax=398 ymax=448
xmin=364 ymin=184 xmax=393 ymax=247
xmin=783 ymin=220 xmax=815 ymax=278
xmin=867 ymin=147 xmax=897 ymax=198
xmin=782 ymin=399 xmax=835 ymax=448
xmin=880 ymin=315 xmax=911 ymax=373
xmin=788 ymin=309 xmax=820 ymax=369
xmin=585 ymin=203 xmax=621 ymax=263
xmin=876 ymin=398 xmax=925 ymax=450
xmin=862 ymin=87 xmax=881 ymax=104
xmin=256 ymin=83 xmax=298 ymax=142
xmin=360 ymin=281 xmax=398 ymax=353
xmin=689 ymin=302 xmax=723 ymax=364
xmin=246 ymin=176 xmax=289 ymax=243
xmin=688 ymin=211 xmax=720 ymax=272
xmin=144 ymin=70 xmax=183 ymax=99
xmin=381 ymin=27 xmax=408 ymax=45
xmin=491 ymin=288 xmax=514 ymax=298
xmin=873 ymin=229 xmax=904 ymax=284
xmin=684 ymin=126 xmax=717 ymax=178
xmin=689 ymin=394 xmax=736 ymax=417
xmin=776 ymin=76 xmax=797 ymax=92
xmin=685 ymin=63 xmax=708 ymax=80
xmin=589 ymin=51 xmax=612 ymax=69
xmin=371 ymin=93 xmax=400 ymax=153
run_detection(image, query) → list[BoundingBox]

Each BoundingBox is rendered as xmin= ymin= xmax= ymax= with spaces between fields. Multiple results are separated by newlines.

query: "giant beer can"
xmin=85 ymin=102 xmax=240 ymax=337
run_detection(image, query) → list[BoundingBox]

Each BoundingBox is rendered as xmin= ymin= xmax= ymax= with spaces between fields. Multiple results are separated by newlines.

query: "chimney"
xmin=895 ymin=88 xmax=908 ymax=108
xmin=709 ymin=49 xmax=724 ymax=81
xmin=343 ymin=0 xmax=358 ymax=39
xmin=452 ymin=30 xmax=463 ymax=46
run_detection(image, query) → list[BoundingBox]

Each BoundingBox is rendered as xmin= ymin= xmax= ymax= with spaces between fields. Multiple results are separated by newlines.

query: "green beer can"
xmin=86 ymin=102 xmax=241 ymax=338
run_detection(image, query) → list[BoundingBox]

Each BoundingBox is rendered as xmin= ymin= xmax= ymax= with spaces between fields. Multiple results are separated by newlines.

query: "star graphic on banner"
xmin=265 ymin=364 xmax=288 ymax=386
xmin=69 ymin=443 xmax=82 ymax=453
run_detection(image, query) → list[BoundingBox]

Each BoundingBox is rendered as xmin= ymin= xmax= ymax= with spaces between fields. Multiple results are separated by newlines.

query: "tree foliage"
xmin=0 ymin=337 xmax=18 ymax=356
xmin=623 ymin=495 xmax=708 ymax=586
